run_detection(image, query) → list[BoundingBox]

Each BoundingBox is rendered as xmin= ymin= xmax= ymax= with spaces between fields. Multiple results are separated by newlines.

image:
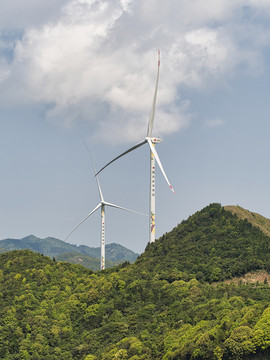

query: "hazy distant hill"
xmin=77 ymin=242 xmax=139 ymax=263
xmin=0 ymin=204 xmax=269 ymax=359
xmin=0 ymin=235 xmax=139 ymax=269
xmin=55 ymin=252 xmax=117 ymax=271
xmin=0 ymin=235 xmax=76 ymax=257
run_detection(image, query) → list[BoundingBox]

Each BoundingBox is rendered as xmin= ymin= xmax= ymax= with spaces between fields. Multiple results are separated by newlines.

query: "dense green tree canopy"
xmin=0 ymin=204 xmax=269 ymax=359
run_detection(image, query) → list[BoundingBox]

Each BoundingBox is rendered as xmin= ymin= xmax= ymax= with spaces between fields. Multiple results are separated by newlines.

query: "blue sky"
xmin=1 ymin=0 xmax=270 ymax=253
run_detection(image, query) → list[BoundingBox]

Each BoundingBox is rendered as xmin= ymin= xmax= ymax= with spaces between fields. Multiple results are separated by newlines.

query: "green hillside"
xmin=0 ymin=236 xmax=139 ymax=270
xmin=0 ymin=204 xmax=269 ymax=359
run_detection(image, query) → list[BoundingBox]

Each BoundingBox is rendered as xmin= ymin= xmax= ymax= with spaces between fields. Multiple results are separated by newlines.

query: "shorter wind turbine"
xmin=65 ymin=142 xmax=146 ymax=270
xmin=96 ymin=51 xmax=174 ymax=244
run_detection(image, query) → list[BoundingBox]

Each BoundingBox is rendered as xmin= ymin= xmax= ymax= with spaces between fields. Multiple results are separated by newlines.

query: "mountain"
xmin=0 ymin=235 xmax=139 ymax=269
xmin=0 ymin=203 xmax=269 ymax=360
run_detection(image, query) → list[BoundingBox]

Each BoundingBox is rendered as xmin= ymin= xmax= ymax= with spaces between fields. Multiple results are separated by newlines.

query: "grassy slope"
xmin=225 ymin=205 xmax=270 ymax=238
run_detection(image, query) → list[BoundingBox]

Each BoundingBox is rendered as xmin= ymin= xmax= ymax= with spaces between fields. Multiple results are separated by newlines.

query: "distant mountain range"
xmin=0 ymin=235 xmax=139 ymax=270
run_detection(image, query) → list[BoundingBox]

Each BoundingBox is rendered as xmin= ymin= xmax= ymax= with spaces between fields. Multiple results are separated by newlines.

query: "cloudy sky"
xmin=1 ymin=0 xmax=270 ymax=253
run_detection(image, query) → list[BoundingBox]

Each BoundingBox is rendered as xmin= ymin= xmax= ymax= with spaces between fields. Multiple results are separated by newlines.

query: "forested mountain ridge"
xmin=136 ymin=203 xmax=270 ymax=282
xmin=0 ymin=235 xmax=139 ymax=269
xmin=0 ymin=203 xmax=269 ymax=359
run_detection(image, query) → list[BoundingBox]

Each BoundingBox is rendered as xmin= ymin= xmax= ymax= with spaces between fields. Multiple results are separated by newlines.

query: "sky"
xmin=1 ymin=0 xmax=270 ymax=254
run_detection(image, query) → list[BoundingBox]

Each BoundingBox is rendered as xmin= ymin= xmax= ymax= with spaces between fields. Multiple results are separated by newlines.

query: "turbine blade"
xmin=96 ymin=139 xmax=147 ymax=175
xmin=147 ymin=139 xmax=175 ymax=193
xmin=104 ymin=201 xmax=148 ymax=216
xmin=147 ymin=50 xmax=160 ymax=137
xmin=65 ymin=203 xmax=101 ymax=241
xmin=83 ymin=140 xmax=104 ymax=202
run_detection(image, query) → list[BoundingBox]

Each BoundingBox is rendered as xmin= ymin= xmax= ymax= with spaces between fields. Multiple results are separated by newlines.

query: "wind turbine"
xmin=96 ymin=51 xmax=174 ymax=244
xmin=66 ymin=142 xmax=146 ymax=270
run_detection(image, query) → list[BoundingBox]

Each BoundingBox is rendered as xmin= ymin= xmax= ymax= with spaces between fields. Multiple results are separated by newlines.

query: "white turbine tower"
xmin=96 ymin=51 xmax=174 ymax=244
xmin=66 ymin=142 xmax=146 ymax=270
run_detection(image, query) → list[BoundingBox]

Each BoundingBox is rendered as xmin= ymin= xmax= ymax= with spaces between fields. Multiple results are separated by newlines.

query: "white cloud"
xmin=0 ymin=0 xmax=67 ymax=29
xmin=0 ymin=0 xmax=270 ymax=143
xmin=0 ymin=58 xmax=10 ymax=82
xmin=95 ymin=102 xmax=191 ymax=144
xmin=248 ymin=0 xmax=270 ymax=12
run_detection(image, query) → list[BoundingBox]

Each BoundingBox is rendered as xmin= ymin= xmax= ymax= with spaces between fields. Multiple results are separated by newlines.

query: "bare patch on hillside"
xmin=224 ymin=270 xmax=270 ymax=285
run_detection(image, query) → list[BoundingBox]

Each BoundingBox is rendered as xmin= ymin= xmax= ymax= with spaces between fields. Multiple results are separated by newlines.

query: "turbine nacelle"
xmin=146 ymin=137 xmax=162 ymax=144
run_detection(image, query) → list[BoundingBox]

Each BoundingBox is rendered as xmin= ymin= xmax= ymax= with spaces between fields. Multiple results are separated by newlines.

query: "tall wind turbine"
xmin=96 ymin=51 xmax=174 ymax=244
xmin=66 ymin=143 xmax=146 ymax=270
